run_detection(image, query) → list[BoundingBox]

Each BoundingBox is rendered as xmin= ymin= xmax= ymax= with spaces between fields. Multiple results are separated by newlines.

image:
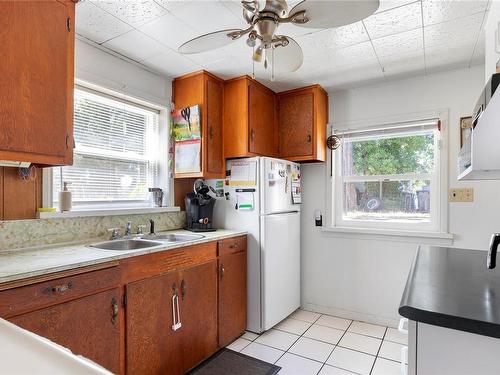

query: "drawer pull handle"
xmin=220 ymin=265 xmax=225 ymax=279
xmin=49 ymin=282 xmax=73 ymax=294
xmin=111 ymin=297 xmax=119 ymax=325
xmin=229 ymin=243 xmax=238 ymax=249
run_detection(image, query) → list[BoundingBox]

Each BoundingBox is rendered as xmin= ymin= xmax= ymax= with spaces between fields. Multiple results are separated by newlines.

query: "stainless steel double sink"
xmin=88 ymin=233 xmax=205 ymax=251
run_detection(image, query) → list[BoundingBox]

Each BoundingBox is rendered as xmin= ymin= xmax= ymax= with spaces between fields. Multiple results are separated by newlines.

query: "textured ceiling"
xmin=76 ymin=0 xmax=488 ymax=92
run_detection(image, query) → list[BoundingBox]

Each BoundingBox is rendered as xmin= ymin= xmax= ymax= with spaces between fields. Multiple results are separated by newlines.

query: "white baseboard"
xmin=301 ymin=302 xmax=401 ymax=328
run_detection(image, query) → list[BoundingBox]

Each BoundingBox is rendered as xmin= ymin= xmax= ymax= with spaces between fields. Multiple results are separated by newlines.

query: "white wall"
xmin=300 ymin=65 xmax=500 ymax=326
xmin=75 ymin=39 xmax=171 ymax=107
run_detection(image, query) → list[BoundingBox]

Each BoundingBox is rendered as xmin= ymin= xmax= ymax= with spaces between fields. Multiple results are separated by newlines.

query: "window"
xmin=333 ymin=119 xmax=442 ymax=232
xmin=52 ymin=87 xmax=163 ymax=209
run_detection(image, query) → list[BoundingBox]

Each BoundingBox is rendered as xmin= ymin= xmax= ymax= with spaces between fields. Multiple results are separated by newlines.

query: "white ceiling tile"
xmin=139 ymin=12 xmax=199 ymax=50
xmin=76 ymin=1 xmax=132 ymax=44
xmin=328 ymin=41 xmax=379 ymax=68
xmin=363 ymin=1 xmax=422 ymax=39
xmin=154 ymin=0 xmax=191 ymax=12
xmin=142 ymin=47 xmax=201 ymax=77
xmin=91 ymin=0 xmax=167 ymax=27
xmin=381 ymin=53 xmax=425 ymax=77
xmin=424 ymin=11 xmax=483 ymax=49
xmin=171 ymin=1 xmax=245 ymax=34
xmin=372 ymin=28 xmax=423 ymax=58
xmin=376 ymin=0 xmax=417 ymax=13
xmin=219 ymin=0 xmax=246 ymax=19
xmin=321 ymin=63 xmax=385 ymax=91
xmin=102 ymin=30 xmax=164 ymax=62
xmin=425 ymin=45 xmax=471 ymax=73
xmin=422 ymin=0 xmax=488 ymax=26
xmin=471 ymin=30 xmax=485 ymax=66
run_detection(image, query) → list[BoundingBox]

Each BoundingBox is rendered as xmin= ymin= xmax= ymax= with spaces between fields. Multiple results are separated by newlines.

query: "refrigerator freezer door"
xmin=261 ymin=157 xmax=300 ymax=215
xmin=261 ymin=212 xmax=301 ymax=330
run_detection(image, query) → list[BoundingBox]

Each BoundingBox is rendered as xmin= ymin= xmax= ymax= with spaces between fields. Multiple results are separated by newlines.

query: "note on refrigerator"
xmin=291 ymin=165 xmax=302 ymax=204
xmin=230 ymin=160 xmax=257 ymax=185
xmin=236 ymin=192 xmax=254 ymax=210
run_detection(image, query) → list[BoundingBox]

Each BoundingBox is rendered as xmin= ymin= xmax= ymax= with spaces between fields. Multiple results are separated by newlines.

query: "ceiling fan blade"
xmin=290 ymin=0 xmax=380 ymax=29
xmin=267 ymin=36 xmax=303 ymax=73
xmin=178 ymin=29 xmax=243 ymax=54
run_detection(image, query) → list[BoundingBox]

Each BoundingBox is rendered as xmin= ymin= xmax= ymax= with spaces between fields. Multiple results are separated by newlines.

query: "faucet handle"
xmin=137 ymin=225 xmax=147 ymax=235
xmin=107 ymin=228 xmax=121 ymax=240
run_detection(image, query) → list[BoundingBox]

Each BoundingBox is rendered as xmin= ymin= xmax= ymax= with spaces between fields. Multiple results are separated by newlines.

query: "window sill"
xmin=37 ymin=207 xmax=180 ymax=219
xmin=321 ymin=226 xmax=454 ymax=245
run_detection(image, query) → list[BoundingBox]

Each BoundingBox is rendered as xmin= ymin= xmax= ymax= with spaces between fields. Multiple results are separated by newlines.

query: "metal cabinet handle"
xmin=209 ymin=126 xmax=214 ymax=139
xmin=220 ymin=265 xmax=225 ymax=279
xmin=49 ymin=282 xmax=73 ymax=294
xmin=229 ymin=243 xmax=238 ymax=249
xmin=111 ymin=297 xmax=119 ymax=325
xmin=171 ymin=284 xmax=182 ymax=331
xmin=181 ymin=279 xmax=186 ymax=299
xmin=307 ymin=134 xmax=312 ymax=142
xmin=250 ymin=129 xmax=256 ymax=141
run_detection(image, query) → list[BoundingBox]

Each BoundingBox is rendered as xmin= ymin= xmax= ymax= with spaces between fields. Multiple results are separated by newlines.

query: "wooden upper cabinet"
xmin=278 ymin=84 xmax=329 ymax=162
xmin=173 ymin=71 xmax=224 ymax=179
xmin=0 ymin=0 xmax=75 ymax=166
xmin=224 ymin=76 xmax=278 ymax=159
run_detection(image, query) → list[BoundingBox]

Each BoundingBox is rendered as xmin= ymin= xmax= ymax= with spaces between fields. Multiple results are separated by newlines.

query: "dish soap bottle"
xmin=59 ymin=182 xmax=72 ymax=212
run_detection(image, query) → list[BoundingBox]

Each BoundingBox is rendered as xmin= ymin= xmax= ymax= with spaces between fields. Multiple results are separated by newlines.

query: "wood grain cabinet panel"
xmin=278 ymin=85 xmax=328 ymax=162
xmin=0 ymin=0 xmax=74 ymax=166
xmin=224 ymin=76 xmax=278 ymax=159
xmin=9 ymin=288 xmax=122 ymax=374
xmin=172 ymin=71 xmax=224 ymax=179
xmin=218 ymin=249 xmax=247 ymax=347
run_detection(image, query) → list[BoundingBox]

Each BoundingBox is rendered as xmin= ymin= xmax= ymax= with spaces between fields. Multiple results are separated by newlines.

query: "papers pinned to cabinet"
xmin=174 ymin=140 xmax=201 ymax=174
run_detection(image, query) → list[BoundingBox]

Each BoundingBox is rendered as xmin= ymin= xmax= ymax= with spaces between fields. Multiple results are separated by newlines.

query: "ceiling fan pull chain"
xmin=252 ymin=46 xmax=255 ymax=79
xmin=271 ymin=46 xmax=275 ymax=82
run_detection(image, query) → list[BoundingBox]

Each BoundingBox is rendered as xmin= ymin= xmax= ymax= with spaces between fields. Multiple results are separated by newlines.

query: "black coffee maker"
xmin=185 ymin=179 xmax=216 ymax=232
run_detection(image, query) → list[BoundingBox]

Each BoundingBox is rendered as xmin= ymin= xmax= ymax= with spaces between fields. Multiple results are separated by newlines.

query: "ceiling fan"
xmin=178 ymin=0 xmax=380 ymax=80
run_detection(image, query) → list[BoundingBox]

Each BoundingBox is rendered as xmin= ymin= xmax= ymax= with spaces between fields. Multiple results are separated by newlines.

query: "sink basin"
xmin=88 ymin=239 xmax=163 ymax=251
xmin=141 ymin=234 xmax=205 ymax=242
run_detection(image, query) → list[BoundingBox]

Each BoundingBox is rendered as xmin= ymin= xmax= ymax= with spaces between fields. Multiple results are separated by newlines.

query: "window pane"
xmin=53 ymin=154 xmax=153 ymax=202
xmin=343 ymin=179 xmax=431 ymax=223
xmin=342 ymin=132 xmax=435 ymax=176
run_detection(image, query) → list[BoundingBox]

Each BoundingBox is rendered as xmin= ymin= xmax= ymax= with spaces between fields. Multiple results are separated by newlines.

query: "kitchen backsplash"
xmin=0 ymin=211 xmax=186 ymax=251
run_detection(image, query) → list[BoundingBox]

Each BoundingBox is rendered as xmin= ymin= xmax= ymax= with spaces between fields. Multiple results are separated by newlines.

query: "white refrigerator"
xmin=208 ymin=156 xmax=301 ymax=333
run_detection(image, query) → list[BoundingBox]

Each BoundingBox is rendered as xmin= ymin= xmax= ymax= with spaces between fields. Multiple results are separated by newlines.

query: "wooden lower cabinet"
xmin=218 ymin=250 xmax=247 ymax=347
xmin=126 ymin=260 xmax=218 ymax=375
xmin=9 ymin=288 xmax=122 ymax=374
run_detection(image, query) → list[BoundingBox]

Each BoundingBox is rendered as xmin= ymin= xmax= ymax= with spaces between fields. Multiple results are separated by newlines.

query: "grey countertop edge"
xmin=0 ymin=230 xmax=247 ymax=285
xmin=398 ymin=245 xmax=500 ymax=340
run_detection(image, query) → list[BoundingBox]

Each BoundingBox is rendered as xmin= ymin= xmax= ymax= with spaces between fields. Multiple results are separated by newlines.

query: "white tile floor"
xmin=226 ymin=309 xmax=408 ymax=375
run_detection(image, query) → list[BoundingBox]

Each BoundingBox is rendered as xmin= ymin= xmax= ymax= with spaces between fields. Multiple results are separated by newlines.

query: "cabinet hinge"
xmin=66 ymin=17 xmax=71 ymax=32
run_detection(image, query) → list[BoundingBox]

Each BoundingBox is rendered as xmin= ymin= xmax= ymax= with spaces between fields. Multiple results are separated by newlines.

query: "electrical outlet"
xmin=449 ymin=188 xmax=474 ymax=202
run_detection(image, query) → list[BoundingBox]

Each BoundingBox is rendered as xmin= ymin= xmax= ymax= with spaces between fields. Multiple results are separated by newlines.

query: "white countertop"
xmin=0 ymin=229 xmax=247 ymax=284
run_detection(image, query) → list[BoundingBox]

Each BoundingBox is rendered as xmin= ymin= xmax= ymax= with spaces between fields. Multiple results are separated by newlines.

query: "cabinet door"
xmin=248 ymin=82 xmax=276 ymax=156
xmin=0 ymin=1 xmax=73 ymax=165
xmin=218 ymin=251 xmax=247 ymax=347
xmin=279 ymin=92 xmax=314 ymax=158
xmin=9 ymin=288 xmax=122 ymax=374
xmin=126 ymin=271 xmax=184 ymax=375
xmin=178 ymin=261 xmax=218 ymax=372
xmin=206 ymin=78 xmax=224 ymax=176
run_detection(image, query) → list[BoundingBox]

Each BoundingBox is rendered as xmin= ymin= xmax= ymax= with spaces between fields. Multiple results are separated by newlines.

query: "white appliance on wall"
xmin=208 ymin=156 xmax=301 ymax=333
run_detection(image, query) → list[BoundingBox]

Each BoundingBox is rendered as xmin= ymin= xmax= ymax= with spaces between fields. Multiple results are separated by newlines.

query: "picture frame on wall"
xmin=460 ymin=116 xmax=472 ymax=148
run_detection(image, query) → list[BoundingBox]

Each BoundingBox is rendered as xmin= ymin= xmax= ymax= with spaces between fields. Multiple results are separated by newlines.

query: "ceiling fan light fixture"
xmin=252 ymin=45 xmax=263 ymax=62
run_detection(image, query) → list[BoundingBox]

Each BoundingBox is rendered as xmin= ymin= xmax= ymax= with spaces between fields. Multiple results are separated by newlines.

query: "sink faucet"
xmin=125 ymin=221 xmax=132 ymax=236
xmin=149 ymin=219 xmax=155 ymax=235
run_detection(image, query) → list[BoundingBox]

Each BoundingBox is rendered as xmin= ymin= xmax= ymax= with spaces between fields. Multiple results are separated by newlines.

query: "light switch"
xmin=449 ymin=188 xmax=474 ymax=202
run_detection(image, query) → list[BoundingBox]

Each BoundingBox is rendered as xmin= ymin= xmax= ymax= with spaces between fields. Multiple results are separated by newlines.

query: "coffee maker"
xmin=185 ymin=179 xmax=216 ymax=232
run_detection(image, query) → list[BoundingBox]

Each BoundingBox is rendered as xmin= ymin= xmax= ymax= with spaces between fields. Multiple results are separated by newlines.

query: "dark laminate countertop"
xmin=399 ymin=245 xmax=500 ymax=339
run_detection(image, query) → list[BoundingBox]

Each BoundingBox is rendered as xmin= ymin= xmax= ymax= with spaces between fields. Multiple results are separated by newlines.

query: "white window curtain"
xmin=53 ymin=87 xmax=161 ymax=208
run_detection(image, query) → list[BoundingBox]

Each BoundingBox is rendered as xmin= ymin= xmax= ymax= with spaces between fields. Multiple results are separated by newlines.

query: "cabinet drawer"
xmin=218 ymin=236 xmax=247 ymax=256
xmin=0 ymin=266 xmax=120 ymax=318
xmin=121 ymin=241 xmax=217 ymax=284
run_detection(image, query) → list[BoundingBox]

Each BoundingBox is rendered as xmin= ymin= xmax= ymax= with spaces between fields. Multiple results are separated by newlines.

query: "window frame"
xmin=43 ymin=81 xmax=172 ymax=212
xmin=327 ymin=110 xmax=450 ymax=239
